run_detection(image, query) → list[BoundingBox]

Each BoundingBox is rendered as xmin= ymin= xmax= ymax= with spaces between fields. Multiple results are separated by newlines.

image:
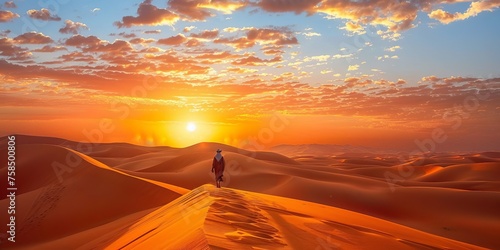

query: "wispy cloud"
xmin=0 ymin=10 xmax=19 ymax=22
xmin=27 ymin=8 xmax=61 ymax=21
xmin=59 ymin=20 xmax=89 ymax=34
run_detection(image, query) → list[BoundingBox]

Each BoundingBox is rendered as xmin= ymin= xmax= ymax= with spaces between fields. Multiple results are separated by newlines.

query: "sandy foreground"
xmin=0 ymin=135 xmax=499 ymax=249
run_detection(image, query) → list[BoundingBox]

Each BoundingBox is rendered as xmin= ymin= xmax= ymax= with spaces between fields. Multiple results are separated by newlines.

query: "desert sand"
xmin=0 ymin=135 xmax=499 ymax=249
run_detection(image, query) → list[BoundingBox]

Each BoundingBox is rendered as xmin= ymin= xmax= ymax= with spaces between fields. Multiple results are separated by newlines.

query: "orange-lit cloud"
xmin=232 ymin=55 xmax=281 ymax=66
xmin=157 ymin=34 xmax=187 ymax=45
xmin=247 ymin=27 xmax=298 ymax=45
xmin=27 ymin=8 xmax=61 ymax=21
xmin=195 ymin=51 xmax=235 ymax=60
xmin=216 ymin=36 xmax=257 ymax=50
xmin=344 ymin=21 xmax=365 ymax=35
xmin=115 ymin=0 xmax=179 ymax=28
xmin=32 ymin=45 xmax=67 ymax=53
xmin=253 ymin=0 xmax=500 ymax=38
xmin=65 ymin=34 xmax=133 ymax=53
xmin=65 ymin=35 xmax=102 ymax=47
xmin=214 ymin=27 xmax=298 ymax=50
xmin=0 ymin=1 xmax=498 ymax=151
xmin=59 ymin=20 xmax=89 ymax=34
xmin=169 ymin=0 xmax=213 ymax=20
xmin=0 ymin=38 xmax=29 ymax=59
xmin=1 ymin=48 xmax=499 ymax=149
xmin=169 ymin=0 xmax=246 ymax=20
xmin=0 ymin=10 xmax=19 ymax=22
xmin=256 ymin=0 xmax=321 ymax=14
xmin=429 ymin=1 xmax=500 ymax=24
xmin=13 ymin=32 xmax=53 ymax=44
xmin=59 ymin=51 xmax=95 ymax=62
xmin=190 ymin=29 xmax=219 ymax=39
xmin=130 ymin=38 xmax=155 ymax=44
xmin=199 ymin=0 xmax=246 ymax=14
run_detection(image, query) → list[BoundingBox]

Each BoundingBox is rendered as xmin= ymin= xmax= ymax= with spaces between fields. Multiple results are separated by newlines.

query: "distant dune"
xmin=0 ymin=135 xmax=499 ymax=249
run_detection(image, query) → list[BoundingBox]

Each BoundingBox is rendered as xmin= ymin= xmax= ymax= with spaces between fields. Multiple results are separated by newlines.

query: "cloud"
xmin=429 ymin=1 xmax=500 ymax=24
xmin=4 ymin=1 xmax=16 ymax=8
xmin=0 ymin=10 xmax=19 ymax=22
xmin=343 ymin=21 xmax=365 ymax=35
xmin=216 ymin=26 xmax=298 ymax=50
xmin=89 ymin=40 xmax=134 ymax=53
xmin=201 ymin=0 xmax=247 ymax=14
xmin=59 ymin=51 xmax=95 ymax=62
xmin=27 ymin=8 xmax=61 ymax=21
xmin=157 ymin=34 xmax=187 ymax=45
xmin=385 ymin=46 xmax=401 ymax=52
xmin=190 ymin=29 xmax=219 ymax=39
xmin=0 ymin=38 xmax=29 ymax=59
xmin=195 ymin=50 xmax=235 ymax=60
xmin=256 ymin=0 xmax=321 ymax=14
xmin=255 ymin=0 xmax=422 ymax=34
xmin=225 ymin=67 xmax=258 ymax=74
xmin=257 ymin=0 xmax=499 ymax=38
xmin=144 ymin=30 xmax=161 ymax=34
xmin=13 ymin=32 xmax=53 ymax=44
xmin=232 ymin=55 xmax=282 ymax=66
xmin=169 ymin=0 xmax=246 ymax=20
xmin=32 ymin=45 xmax=67 ymax=53
xmin=65 ymin=35 xmax=102 ymax=47
xmin=59 ymin=20 xmax=89 ymax=34
xmin=378 ymin=54 xmax=399 ymax=61
xmin=168 ymin=0 xmax=213 ymax=20
xmin=247 ymin=27 xmax=298 ymax=45
xmin=116 ymin=32 xmax=137 ymax=38
xmin=214 ymin=37 xmax=255 ymax=49
xmin=130 ymin=38 xmax=155 ymax=44
xmin=302 ymin=31 xmax=321 ymax=37
xmin=65 ymin=34 xmax=133 ymax=53
xmin=348 ymin=64 xmax=359 ymax=71
xmin=262 ymin=46 xmax=284 ymax=55
xmin=428 ymin=9 xmax=456 ymax=24
xmin=115 ymin=0 xmax=179 ymax=28
xmin=319 ymin=1 xmax=420 ymax=33
xmin=253 ymin=0 xmax=500 ymax=38
xmin=332 ymin=53 xmax=353 ymax=59
xmin=223 ymin=27 xmax=245 ymax=33
xmin=183 ymin=26 xmax=196 ymax=32
xmin=185 ymin=39 xmax=203 ymax=47
xmin=304 ymin=55 xmax=330 ymax=62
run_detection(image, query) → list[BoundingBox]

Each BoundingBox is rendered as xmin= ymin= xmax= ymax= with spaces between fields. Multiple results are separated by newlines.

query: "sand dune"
xmin=30 ymin=185 xmax=486 ymax=249
xmin=0 ymin=143 xmax=186 ymax=248
xmin=0 ymin=135 xmax=499 ymax=249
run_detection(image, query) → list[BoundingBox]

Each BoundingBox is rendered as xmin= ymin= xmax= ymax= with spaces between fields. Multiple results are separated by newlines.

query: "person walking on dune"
xmin=212 ymin=149 xmax=225 ymax=188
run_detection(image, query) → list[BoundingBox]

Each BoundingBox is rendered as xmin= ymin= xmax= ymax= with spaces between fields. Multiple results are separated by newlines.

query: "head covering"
xmin=215 ymin=149 xmax=222 ymax=161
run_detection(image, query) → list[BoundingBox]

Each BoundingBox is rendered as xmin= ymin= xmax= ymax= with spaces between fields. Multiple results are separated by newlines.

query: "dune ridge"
xmin=28 ymin=184 xmax=486 ymax=249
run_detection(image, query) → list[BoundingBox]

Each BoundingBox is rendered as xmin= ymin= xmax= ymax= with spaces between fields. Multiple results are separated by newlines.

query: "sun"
xmin=186 ymin=122 xmax=197 ymax=132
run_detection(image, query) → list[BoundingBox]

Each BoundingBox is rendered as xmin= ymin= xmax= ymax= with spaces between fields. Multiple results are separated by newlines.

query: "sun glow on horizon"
xmin=186 ymin=122 xmax=197 ymax=132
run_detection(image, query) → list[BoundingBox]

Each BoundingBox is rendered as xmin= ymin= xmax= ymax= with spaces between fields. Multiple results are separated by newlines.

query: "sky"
xmin=0 ymin=0 xmax=499 ymax=152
